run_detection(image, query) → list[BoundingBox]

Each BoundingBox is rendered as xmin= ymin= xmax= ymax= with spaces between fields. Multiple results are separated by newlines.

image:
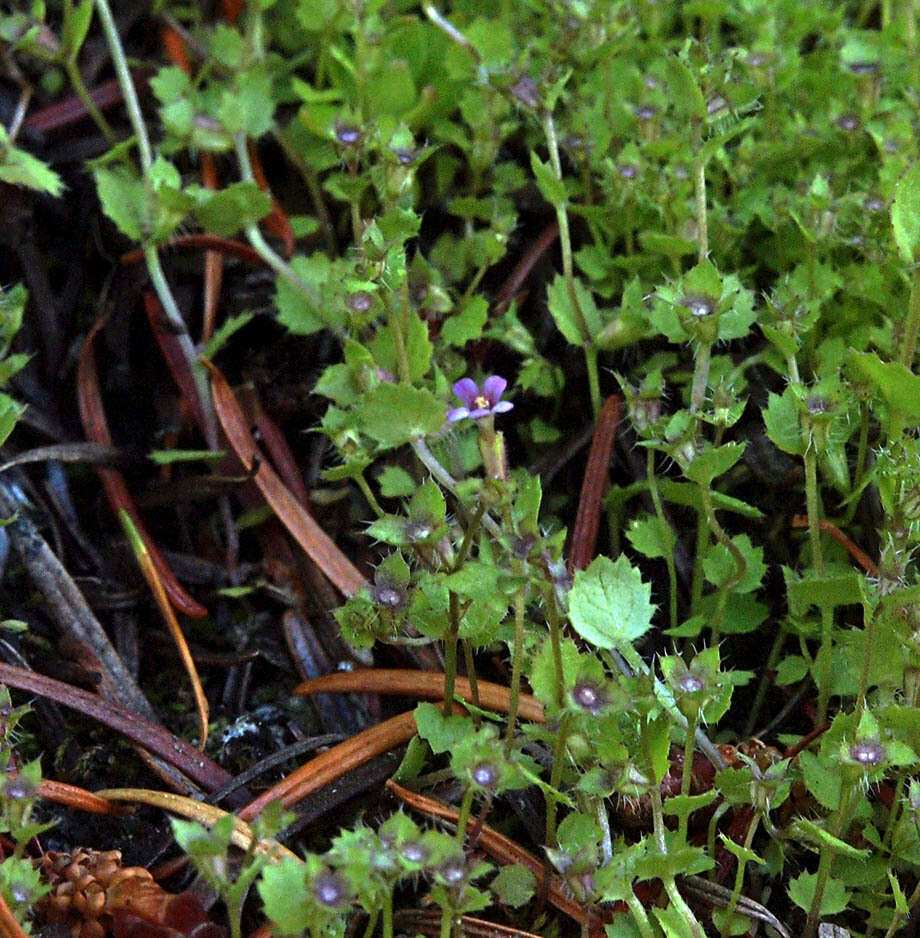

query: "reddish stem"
xmin=568 ymin=395 xmax=623 ymax=574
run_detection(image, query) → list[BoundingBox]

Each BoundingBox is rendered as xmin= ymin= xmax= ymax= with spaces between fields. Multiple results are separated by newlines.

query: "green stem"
xmin=883 ymin=874 xmax=920 ymax=938
xmin=805 ymin=786 xmax=855 ymax=938
xmin=690 ymin=341 xmax=712 ymax=414
xmin=900 ymin=263 xmax=920 ymax=369
xmin=503 ymin=585 xmax=526 ymax=756
xmin=690 ymin=508 xmax=709 ymax=617
xmin=647 ymin=448 xmax=678 ymax=630
xmin=856 ymin=604 xmax=882 ymax=715
xmin=546 ymin=712 xmax=570 ymax=847
xmin=804 ymin=446 xmax=835 ymax=724
xmin=723 ymin=813 xmax=761 ymax=928
xmin=693 ymin=118 xmax=708 ymax=262
xmin=64 ymin=57 xmax=116 ymax=145
xmin=354 ymin=471 xmax=384 ymax=517
xmin=454 ymin=786 xmax=476 ymax=847
xmin=144 ymin=246 xmax=218 ymax=447
xmin=443 ymin=591 xmax=460 ymax=717
xmin=678 ymin=712 xmax=700 ymax=841
xmin=388 ymin=290 xmax=411 ymax=384
xmin=360 ymin=911 xmax=379 ymax=938
xmin=410 ymin=438 xmax=504 ymax=540
xmin=584 ymin=345 xmax=602 ymax=421
xmin=462 ymin=640 xmax=480 ymax=710
xmin=235 ymin=134 xmax=323 ymax=311
xmin=624 ymin=889 xmax=657 ymax=938
xmin=699 ymin=485 xmax=746 ymax=644
xmin=542 ymin=111 xmax=600 ymax=418
xmin=382 ymin=887 xmax=394 ymax=938
xmin=93 ymin=0 xmax=152 ymax=171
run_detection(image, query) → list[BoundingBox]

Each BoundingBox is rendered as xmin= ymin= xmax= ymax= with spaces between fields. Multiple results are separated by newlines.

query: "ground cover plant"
xmin=2 ymin=0 xmax=920 ymax=936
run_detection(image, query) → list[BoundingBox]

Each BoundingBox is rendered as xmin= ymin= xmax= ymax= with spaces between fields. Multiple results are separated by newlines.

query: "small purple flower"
xmin=447 ymin=376 xmax=514 ymax=423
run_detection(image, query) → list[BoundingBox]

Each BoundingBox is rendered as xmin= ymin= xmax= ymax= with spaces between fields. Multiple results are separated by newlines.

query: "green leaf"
xmin=414 ymin=702 xmax=475 ymax=754
xmin=275 ymin=254 xmax=331 ymax=335
xmin=568 ymin=555 xmax=656 ymax=650
xmin=94 ymin=166 xmax=146 ymax=240
xmin=684 ymin=441 xmax=746 ymax=485
xmin=258 ymin=855 xmax=311 ymax=935
xmin=788 ymin=871 xmax=850 ymax=916
xmin=218 ymin=66 xmax=275 ymax=138
xmin=530 ymin=151 xmax=566 ymax=207
xmin=62 ymin=0 xmax=93 ymax=58
xmin=191 ymin=182 xmax=272 ymax=236
xmin=148 ymin=449 xmax=224 ymax=465
xmin=848 ymin=350 xmax=920 ymax=420
xmin=784 ymin=565 xmax=866 ymax=616
xmin=775 ymin=655 xmax=808 ymax=685
xmin=892 ymin=162 xmax=920 ymax=263
xmin=0 ymin=126 xmax=63 ymax=197
xmin=799 ymin=749 xmax=841 ymax=811
xmin=442 ymin=296 xmax=488 ymax=346
xmin=659 ymin=481 xmax=763 ymax=518
xmin=405 ymin=309 xmax=433 ymax=382
xmin=356 ymin=383 xmax=445 ymax=447
xmin=763 ymin=388 xmax=804 ymax=456
xmin=530 ymin=637 xmax=582 ymax=708
xmin=639 ymin=231 xmax=698 ymax=258
xmin=626 ymin=513 xmax=675 ymax=559
xmin=202 ymin=312 xmax=255 ymax=360
xmin=665 ymin=56 xmax=706 ymax=119
xmin=490 ymin=864 xmax=536 ymax=907
xmin=377 ymin=465 xmax=416 ymax=497
xmin=365 ymin=58 xmax=416 ymax=118
xmin=546 ymin=273 xmax=601 ymax=345
xmin=0 ymin=394 xmax=25 ymax=448
xmin=790 ymin=817 xmax=869 ymax=859
xmin=464 ymin=17 xmax=514 ymax=69
xmin=703 ymin=534 xmax=765 ymax=592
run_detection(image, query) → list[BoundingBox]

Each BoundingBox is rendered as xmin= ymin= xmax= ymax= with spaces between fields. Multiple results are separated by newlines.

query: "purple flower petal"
xmin=468 ymin=407 xmax=492 ymax=419
xmin=492 ymin=400 xmax=514 ymax=414
xmin=453 ymin=378 xmax=479 ymax=407
xmin=481 ymin=375 xmax=508 ymax=405
xmin=447 ymin=407 xmax=471 ymax=422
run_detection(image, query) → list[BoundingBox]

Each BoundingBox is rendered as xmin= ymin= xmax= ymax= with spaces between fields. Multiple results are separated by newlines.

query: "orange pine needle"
xmin=119 ymin=510 xmax=209 ymax=751
xmin=239 ymin=711 xmax=421 ymax=820
xmin=38 ymin=778 xmax=124 ymax=815
xmin=207 ymin=359 xmax=367 ymax=596
xmin=295 ymin=669 xmax=545 ymax=723
xmin=791 ymin=514 xmax=878 ymax=576
xmin=387 ymin=780 xmax=597 ymax=928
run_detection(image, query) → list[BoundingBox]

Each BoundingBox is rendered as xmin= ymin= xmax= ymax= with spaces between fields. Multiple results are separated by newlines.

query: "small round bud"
xmin=371 ymin=584 xmax=408 ymax=610
xmin=618 ymin=163 xmax=638 ymax=179
xmin=347 ymin=291 xmax=373 ymax=313
xmin=4 ymin=777 xmax=35 ymax=800
xmin=835 ymin=113 xmax=860 ymax=133
xmin=471 ymin=762 xmax=498 ymax=787
xmin=335 ymin=124 xmax=363 ymax=146
xmin=510 ymin=75 xmax=540 ymax=109
xmin=314 ymin=870 xmax=348 ymax=908
xmin=405 ymin=520 xmax=433 ymax=543
xmin=392 ymin=147 xmax=416 ymax=165
xmin=680 ymin=295 xmax=716 ymax=318
xmin=848 ymin=740 xmax=886 ymax=766
xmin=439 ymin=856 xmax=466 ymax=884
xmin=678 ymin=674 xmax=704 ymax=694
xmin=400 ymin=841 xmax=429 ymax=864
xmin=572 ymin=681 xmax=606 ymax=714
xmin=634 ymin=104 xmax=658 ymax=121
